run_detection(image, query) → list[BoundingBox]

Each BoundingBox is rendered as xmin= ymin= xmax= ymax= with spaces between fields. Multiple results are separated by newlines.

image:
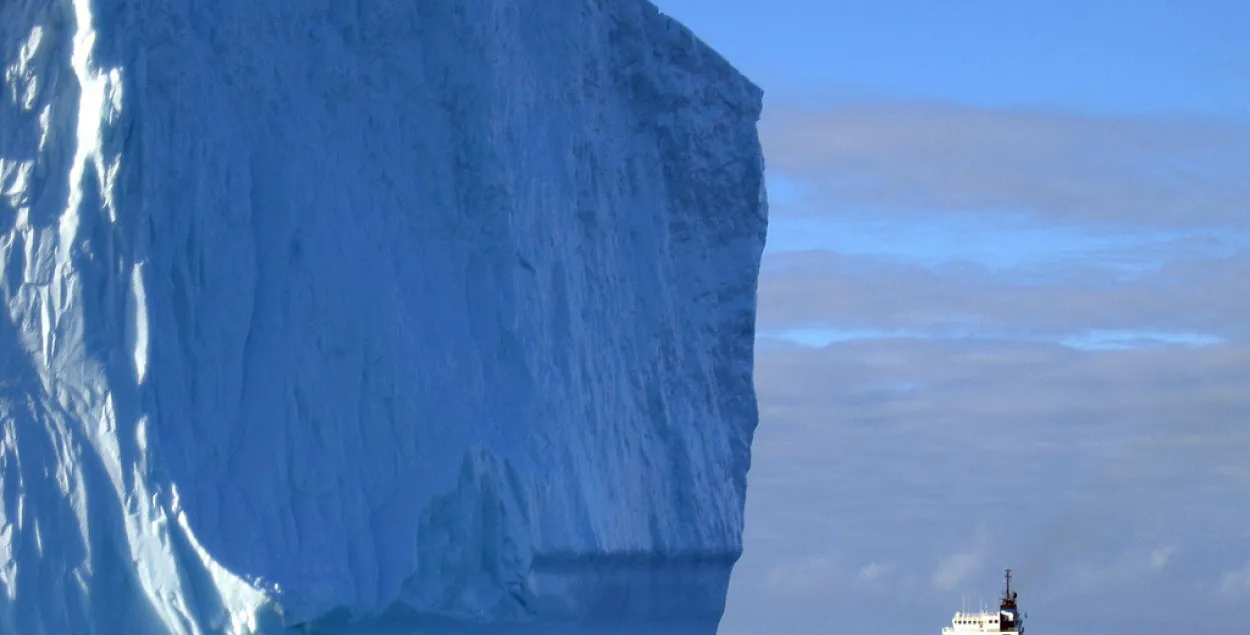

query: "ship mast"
xmin=999 ymin=569 xmax=1016 ymax=609
xmin=998 ymin=568 xmax=1023 ymax=634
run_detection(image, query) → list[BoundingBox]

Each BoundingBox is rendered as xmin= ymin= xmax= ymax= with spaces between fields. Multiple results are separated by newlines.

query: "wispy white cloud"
xmin=764 ymin=553 xmax=839 ymax=595
xmin=758 ymin=249 xmax=1250 ymax=343
xmin=858 ymin=561 xmax=891 ymax=585
xmin=1219 ymin=561 xmax=1250 ymax=598
xmin=1148 ymin=546 xmax=1175 ymax=571
xmin=933 ymin=551 xmax=983 ymax=592
xmin=1056 ymin=546 xmax=1183 ymax=596
xmin=761 ymin=99 xmax=1250 ymax=229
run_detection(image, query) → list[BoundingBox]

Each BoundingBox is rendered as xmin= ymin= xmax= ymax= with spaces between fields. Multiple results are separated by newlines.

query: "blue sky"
xmin=650 ymin=2 xmax=1249 ymax=634
xmin=655 ymin=0 xmax=1249 ymax=118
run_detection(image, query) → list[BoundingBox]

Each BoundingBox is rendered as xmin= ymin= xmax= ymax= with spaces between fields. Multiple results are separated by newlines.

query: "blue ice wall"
xmin=0 ymin=1 xmax=767 ymax=633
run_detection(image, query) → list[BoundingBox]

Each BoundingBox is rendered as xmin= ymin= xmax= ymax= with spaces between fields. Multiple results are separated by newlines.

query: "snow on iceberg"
xmin=0 ymin=0 xmax=767 ymax=633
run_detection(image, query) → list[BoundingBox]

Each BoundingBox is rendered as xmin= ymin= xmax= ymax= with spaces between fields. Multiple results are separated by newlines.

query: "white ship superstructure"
xmin=941 ymin=569 xmax=1026 ymax=635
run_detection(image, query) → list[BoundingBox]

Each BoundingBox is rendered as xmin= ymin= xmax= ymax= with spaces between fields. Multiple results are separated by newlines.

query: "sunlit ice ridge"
xmin=0 ymin=0 xmax=767 ymax=633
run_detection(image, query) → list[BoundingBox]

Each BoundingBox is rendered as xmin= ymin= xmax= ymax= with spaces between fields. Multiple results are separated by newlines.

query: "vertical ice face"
xmin=0 ymin=0 xmax=767 ymax=633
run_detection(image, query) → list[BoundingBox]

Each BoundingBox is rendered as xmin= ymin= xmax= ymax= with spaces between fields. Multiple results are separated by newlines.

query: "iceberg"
xmin=0 ymin=0 xmax=767 ymax=633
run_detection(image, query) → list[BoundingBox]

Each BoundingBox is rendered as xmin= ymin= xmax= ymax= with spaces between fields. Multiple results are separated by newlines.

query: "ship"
xmin=941 ymin=569 xmax=1026 ymax=635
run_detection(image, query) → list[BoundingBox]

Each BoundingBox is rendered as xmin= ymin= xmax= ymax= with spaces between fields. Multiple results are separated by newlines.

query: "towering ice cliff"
xmin=0 ymin=0 xmax=766 ymax=633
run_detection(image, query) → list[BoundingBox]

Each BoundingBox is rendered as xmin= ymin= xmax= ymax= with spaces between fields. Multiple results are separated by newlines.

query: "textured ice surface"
xmin=0 ymin=0 xmax=766 ymax=633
